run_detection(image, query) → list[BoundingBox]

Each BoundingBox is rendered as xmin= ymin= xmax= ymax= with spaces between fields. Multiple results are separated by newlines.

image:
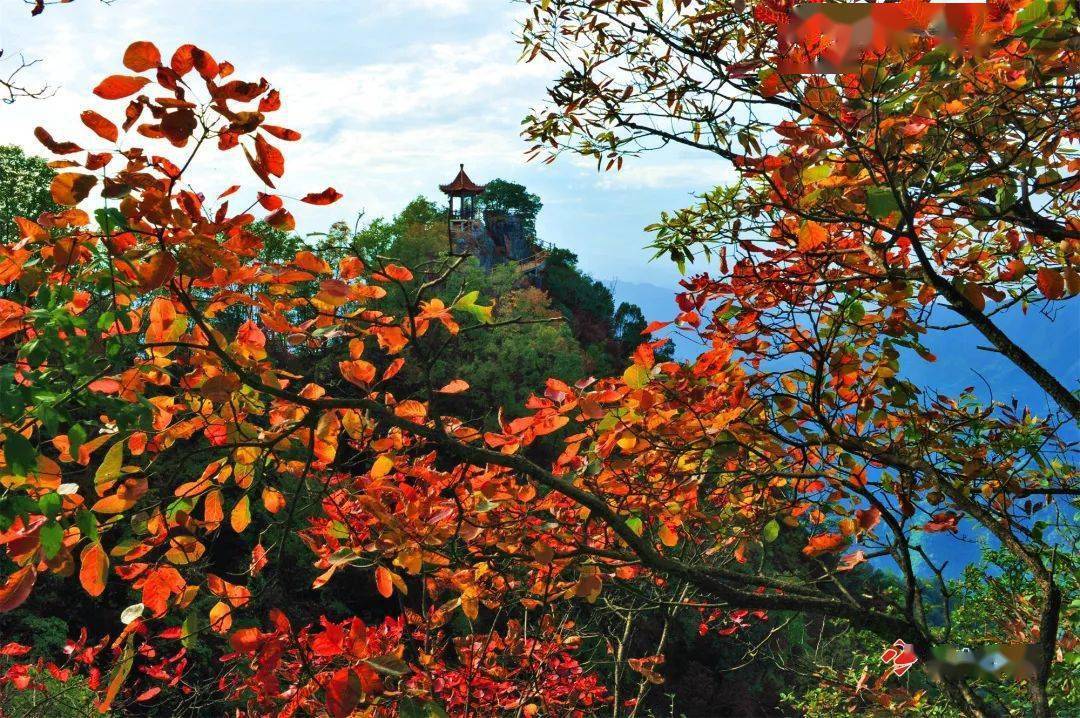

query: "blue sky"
xmin=0 ymin=0 xmax=731 ymax=294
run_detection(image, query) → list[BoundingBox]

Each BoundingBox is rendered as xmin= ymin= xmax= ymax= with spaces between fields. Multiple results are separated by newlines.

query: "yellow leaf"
xmin=623 ymin=364 xmax=649 ymax=389
xmin=230 ymin=495 xmax=251 ymax=533
xmin=371 ymin=455 xmax=394 ymax=479
xmin=94 ymin=441 xmax=124 ymax=495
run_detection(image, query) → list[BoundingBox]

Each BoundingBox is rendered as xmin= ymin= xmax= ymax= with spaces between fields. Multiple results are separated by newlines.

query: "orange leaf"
xmin=266 ymin=208 xmax=295 ymax=231
xmin=374 ymin=566 xmax=393 ymax=598
xmin=79 ymin=542 xmax=109 ymax=597
xmin=93 ymin=75 xmax=151 ymax=100
xmin=437 ymin=379 xmax=470 ymax=394
xmin=138 ymin=251 xmax=178 ymax=291
xmin=797 ymin=221 xmax=827 ymax=251
xmin=0 ymin=566 xmax=36 ymax=612
xmin=261 ymin=487 xmax=285 ymax=514
xmin=123 ymin=41 xmax=162 ymax=72
xmin=801 ymin=533 xmax=848 ymax=557
xmin=50 ymin=172 xmax=98 ymax=206
xmin=339 ymin=359 xmax=377 ymax=387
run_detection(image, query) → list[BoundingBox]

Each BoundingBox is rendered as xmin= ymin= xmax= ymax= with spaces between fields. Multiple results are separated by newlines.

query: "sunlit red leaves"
xmin=261 ymin=487 xmax=286 ymax=514
xmin=50 ymin=172 xmax=98 ymax=206
xmin=79 ymin=542 xmax=109 ymax=597
xmin=141 ymin=566 xmax=186 ymax=617
xmin=171 ymin=44 xmax=218 ymax=80
xmin=266 ymin=208 xmax=295 ymax=231
xmin=797 ymin=220 xmax=827 ymax=251
xmin=628 ymin=655 xmax=666 ymax=685
xmin=123 ymin=41 xmax=162 ymax=72
xmin=923 ymin=512 xmax=961 ymax=533
xmin=93 ymin=75 xmax=151 ymax=100
xmin=437 ymin=379 xmax=470 ymax=394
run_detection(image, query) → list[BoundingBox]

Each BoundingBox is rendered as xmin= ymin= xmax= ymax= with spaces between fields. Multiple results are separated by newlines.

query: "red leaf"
xmin=266 ymin=208 xmax=295 ymax=231
xmin=437 ymin=379 xmax=470 ymax=394
xmin=326 ymin=668 xmax=361 ymax=718
xmin=93 ymin=75 xmax=150 ymax=100
xmin=255 ymin=133 xmax=285 ymax=178
xmin=301 ymin=187 xmax=343 ymax=205
xmin=171 ymin=44 xmax=217 ymax=79
xmin=262 ymin=124 xmax=301 ymax=141
xmin=34 ymin=127 xmax=82 ymax=155
xmin=1036 ymin=268 xmax=1064 ymax=300
xmin=243 ymin=143 xmax=275 ymax=188
xmin=123 ymin=41 xmax=162 ymax=72
xmin=257 ymin=192 xmax=283 ymax=211
xmin=258 ymin=89 xmax=281 ymax=112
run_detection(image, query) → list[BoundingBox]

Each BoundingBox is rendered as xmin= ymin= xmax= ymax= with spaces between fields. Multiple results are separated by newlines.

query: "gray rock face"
xmin=450 ymin=211 xmax=536 ymax=271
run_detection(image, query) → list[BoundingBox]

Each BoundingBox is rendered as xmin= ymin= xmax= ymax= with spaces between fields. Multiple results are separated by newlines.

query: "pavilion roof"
xmin=439 ymin=164 xmax=486 ymax=196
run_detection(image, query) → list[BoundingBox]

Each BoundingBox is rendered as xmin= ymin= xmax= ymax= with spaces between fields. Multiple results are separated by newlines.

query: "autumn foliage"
xmin=0 ymin=0 xmax=1078 ymax=715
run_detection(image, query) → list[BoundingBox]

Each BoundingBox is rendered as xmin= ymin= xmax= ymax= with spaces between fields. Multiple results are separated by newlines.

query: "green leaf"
xmin=94 ymin=207 xmax=127 ymax=235
xmin=801 ymin=164 xmax=832 ymax=184
xmin=38 ymin=492 xmax=62 ymax=518
xmin=3 ymin=431 xmax=36 ymax=477
xmin=866 ymin=187 xmax=900 ymax=219
xmin=181 ymin=613 xmax=202 ymax=648
xmin=76 ymin=509 xmax=99 ymax=543
xmin=40 ymin=520 xmax=63 ymax=559
xmin=363 ymin=654 xmax=410 ymax=677
xmin=452 ymin=291 xmax=494 ymax=324
xmin=763 ymin=519 xmax=780 ymax=543
xmin=626 ymin=516 xmax=644 ymax=536
xmin=68 ymin=424 xmax=87 ymax=460
xmin=1016 ymin=0 xmax=1047 ymax=26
